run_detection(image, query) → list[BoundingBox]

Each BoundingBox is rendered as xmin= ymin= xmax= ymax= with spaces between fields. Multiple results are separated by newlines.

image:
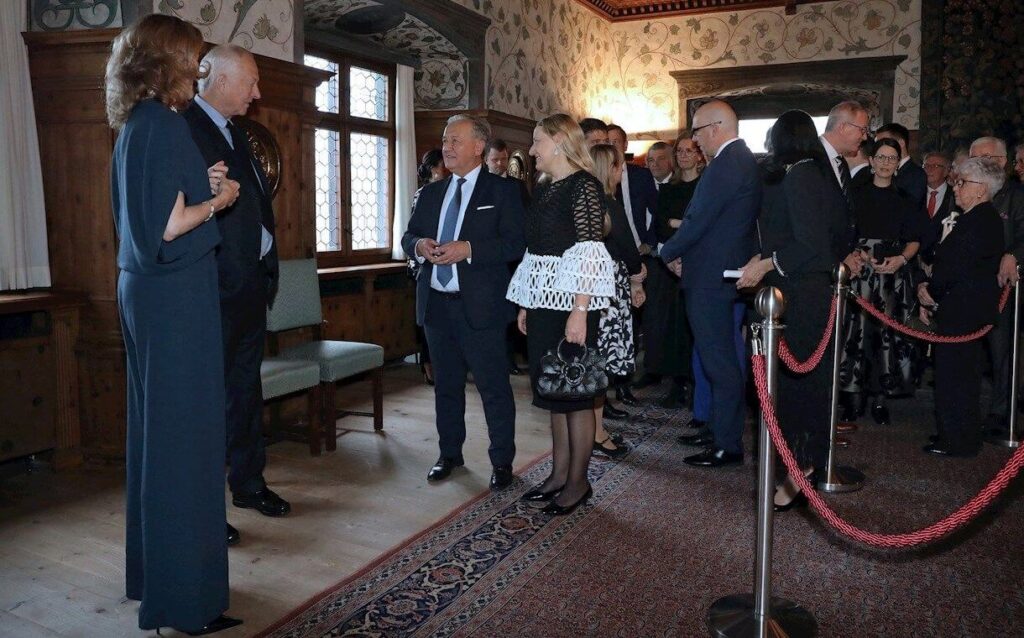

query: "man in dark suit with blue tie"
xmin=183 ymin=45 xmax=288 ymax=547
xmin=660 ymin=100 xmax=761 ymax=467
xmin=401 ymin=115 xmax=526 ymax=490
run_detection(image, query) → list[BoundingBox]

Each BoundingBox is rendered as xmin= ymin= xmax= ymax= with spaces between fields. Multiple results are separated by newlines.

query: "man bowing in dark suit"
xmin=660 ymin=100 xmax=760 ymax=467
xmin=183 ymin=45 xmax=288 ymax=546
xmin=401 ymin=115 xmax=526 ymax=490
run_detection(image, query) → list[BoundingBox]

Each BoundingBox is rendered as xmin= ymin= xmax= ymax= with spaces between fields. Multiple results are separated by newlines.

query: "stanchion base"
xmin=708 ymin=594 xmax=817 ymax=637
xmin=985 ymin=431 xmax=1022 ymax=449
xmin=817 ymin=466 xmax=864 ymax=493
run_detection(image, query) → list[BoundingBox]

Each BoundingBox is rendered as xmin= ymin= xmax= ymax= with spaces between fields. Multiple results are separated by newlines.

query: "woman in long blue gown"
xmin=105 ymin=14 xmax=242 ymax=635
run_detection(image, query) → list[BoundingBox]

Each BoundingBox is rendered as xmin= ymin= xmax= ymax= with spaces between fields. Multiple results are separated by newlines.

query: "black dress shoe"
xmin=603 ymin=403 xmax=629 ymax=420
xmin=183 ymin=615 xmax=243 ymax=636
xmin=632 ymin=374 xmax=661 ymax=389
xmin=226 ymin=523 xmax=240 ymax=547
xmin=427 ymin=457 xmax=464 ymax=482
xmin=684 ymin=447 xmax=743 ymax=467
xmin=232 ymin=487 xmax=291 ymax=517
xmin=521 ymin=484 xmax=563 ymax=502
xmin=676 ymin=431 xmax=713 ymax=447
xmin=593 ymin=437 xmax=628 ymax=459
xmin=871 ymin=404 xmax=890 ymax=425
xmin=616 ymin=386 xmax=640 ymax=407
xmin=773 ymin=491 xmax=808 ymax=513
xmin=490 ymin=465 xmax=514 ymax=491
xmin=541 ymin=485 xmax=592 ymax=516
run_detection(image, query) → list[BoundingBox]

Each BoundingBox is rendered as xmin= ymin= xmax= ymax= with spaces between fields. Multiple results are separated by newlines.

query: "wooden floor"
xmin=0 ymin=364 xmax=556 ymax=637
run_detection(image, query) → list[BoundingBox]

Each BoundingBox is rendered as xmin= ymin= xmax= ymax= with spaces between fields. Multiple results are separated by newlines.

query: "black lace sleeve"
xmin=570 ymin=172 xmax=608 ymax=242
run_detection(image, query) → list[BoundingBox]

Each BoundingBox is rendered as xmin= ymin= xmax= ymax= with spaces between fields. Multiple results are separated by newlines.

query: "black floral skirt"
xmin=598 ymin=262 xmax=636 ymax=377
xmin=839 ymin=240 xmax=917 ymax=398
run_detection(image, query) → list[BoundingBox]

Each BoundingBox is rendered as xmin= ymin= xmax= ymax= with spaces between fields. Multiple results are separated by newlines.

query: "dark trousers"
xmin=119 ymin=255 xmax=228 ymax=631
xmin=686 ymin=288 xmax=746 ymax=454
xmin=221 ymin=275 xmax=268 ymax=496
xmin=423 ymin=290 xmax=516 ymax=467
xmin=935 ymin=339 xmax=983 ymax=454
xmin=986 ymin=301 xmax=1013 ymax=419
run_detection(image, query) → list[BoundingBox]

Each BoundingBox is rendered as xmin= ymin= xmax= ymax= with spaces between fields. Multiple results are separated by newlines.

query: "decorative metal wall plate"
xmin=233 ymin=117 xmax=282 ymax=199
xmin=508 ymin=150 xmax=529 ymax=183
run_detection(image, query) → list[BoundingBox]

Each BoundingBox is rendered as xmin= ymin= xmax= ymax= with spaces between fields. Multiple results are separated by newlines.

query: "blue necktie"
xmin=436 ymin=177 xmax=466 ymax=286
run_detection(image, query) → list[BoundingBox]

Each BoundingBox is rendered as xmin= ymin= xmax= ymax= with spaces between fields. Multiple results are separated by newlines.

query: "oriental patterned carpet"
xmin=258 ymin=386 xmax=1024 ymax=638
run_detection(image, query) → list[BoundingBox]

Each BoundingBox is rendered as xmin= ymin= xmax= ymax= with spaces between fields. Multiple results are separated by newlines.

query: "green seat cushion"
xmin=279 ymin=341 xmax=384 ymax=382
xmin=261 ymin=357 xmax=321 ymax=400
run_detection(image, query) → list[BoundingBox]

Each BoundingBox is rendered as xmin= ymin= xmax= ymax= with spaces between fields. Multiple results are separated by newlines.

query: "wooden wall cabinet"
xmin=23 ymin=29 xmax=329 ymax=461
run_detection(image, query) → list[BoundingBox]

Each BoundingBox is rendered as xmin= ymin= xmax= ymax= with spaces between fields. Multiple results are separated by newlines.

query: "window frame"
xmin=307 ymin=47 xmax=397 ymax=268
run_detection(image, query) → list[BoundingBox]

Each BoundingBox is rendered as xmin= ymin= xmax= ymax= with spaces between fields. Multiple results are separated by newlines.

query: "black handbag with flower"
xmin=536 ymin=339 xmax=608 ymax=400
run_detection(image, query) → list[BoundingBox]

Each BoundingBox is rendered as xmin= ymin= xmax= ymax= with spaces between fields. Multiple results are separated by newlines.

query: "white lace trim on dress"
xmin=506 ymin=241 xmax=616 ymax=311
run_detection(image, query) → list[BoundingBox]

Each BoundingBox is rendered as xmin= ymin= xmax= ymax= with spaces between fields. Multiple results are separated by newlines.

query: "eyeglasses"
xmin=971 ymin=154 xmax=1006 ymax=160
xmin=843 ymin=121 xmax=870 ymax=135
xmin=923 ymin=163 xmax=949 ymax=170
xmin=953 ymin=178 xmax=984 ymax=188
xmin=873 ymin=155 xmax=899 ymax=164
xmin=691 ymin=121 xmax=721 ymax=135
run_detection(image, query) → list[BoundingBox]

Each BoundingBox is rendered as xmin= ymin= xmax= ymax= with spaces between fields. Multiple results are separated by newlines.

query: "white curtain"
xmin=0 ymin=3 xmax=50 ymax=290
xmin=391 ymin=64 xmax=417 ymax=260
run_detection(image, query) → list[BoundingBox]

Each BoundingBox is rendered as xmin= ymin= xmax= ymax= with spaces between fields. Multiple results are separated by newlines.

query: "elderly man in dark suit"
xmin=660 ymin=100 xmax=761 ymax=467
xmin=183 ymin=44 xmax=286 ymax=547
xmin=968 ymin=136 xmax=1024 ymax=434
xmin=402 ymin=115 xmax=526 ymax=490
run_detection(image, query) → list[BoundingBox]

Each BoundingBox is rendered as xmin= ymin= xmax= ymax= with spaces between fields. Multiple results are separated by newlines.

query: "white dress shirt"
xmin=194 ymin=95 xmax=274 ymax=261
xmin=429 ymin=164 xmax=481 ymax=292
xmin=927 ymin=182 xmax=949 ymax=216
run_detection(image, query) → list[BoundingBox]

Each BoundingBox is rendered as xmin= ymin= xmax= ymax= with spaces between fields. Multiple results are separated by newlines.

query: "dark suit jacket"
xmin=993 ymin=182 xmax=1024 ymax=262
xmin=616 ymin=164 xmax=659 ymax=247
xmin=660 ymin=139 xmax=761 ymax=292
xmin=182 ymin=102 xmax=279 ymax=303
xmin=930 ymin=202 xmax=1003 ymax=333
xmin=895 ymin=160 xmax=928 ymax=210
xmin=401 ymin=168 xmax=526 ymax=329
xmin=919 ymin=185 xmax=956 ymax=260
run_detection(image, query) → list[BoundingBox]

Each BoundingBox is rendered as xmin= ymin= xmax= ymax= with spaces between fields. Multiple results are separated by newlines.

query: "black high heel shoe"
xmin=773 ymin=490 xmax=808 ymax=513
xmin=520 ymin=484 xmax=563 ymax=503
xmin=541 ymin=485 xmax=592 ymax=516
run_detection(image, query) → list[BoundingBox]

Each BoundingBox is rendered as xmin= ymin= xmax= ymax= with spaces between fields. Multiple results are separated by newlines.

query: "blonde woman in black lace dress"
xmin=507 ymin=114 xmax=617 ymax=515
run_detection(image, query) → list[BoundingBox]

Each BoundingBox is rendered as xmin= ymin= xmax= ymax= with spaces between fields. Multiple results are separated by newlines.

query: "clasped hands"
xmin=207 ymin=161 xmax=240 ymax=207
xmin=417 ymin=238 xmax=471 ymax=265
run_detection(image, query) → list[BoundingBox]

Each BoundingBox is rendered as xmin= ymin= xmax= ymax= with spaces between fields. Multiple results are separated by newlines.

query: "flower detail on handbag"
xmin=536 ymin=339 xmax=608 ymax=401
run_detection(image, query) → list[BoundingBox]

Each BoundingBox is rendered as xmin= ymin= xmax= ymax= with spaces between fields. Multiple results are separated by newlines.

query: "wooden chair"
xmin=260 ymin=358 xmax=322 ymax=455
xmin=267 ymin=259 xmax=385 ymax=454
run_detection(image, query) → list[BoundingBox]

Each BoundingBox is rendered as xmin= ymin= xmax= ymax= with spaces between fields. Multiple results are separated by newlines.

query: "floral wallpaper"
xmin=305 ymin=0 xmax=469 ymax=109
xmin=453 ymin=0 xmax=615 ymax=121
xmin=605 ymin=0 xmax=921 ymax=135
xmin=446 ymin=0 xmax=920 ymax=135
xmin=30 ymin=0 xmax=122 ymax=30
xmin=157 ymin=0 xmax=297 ymax=62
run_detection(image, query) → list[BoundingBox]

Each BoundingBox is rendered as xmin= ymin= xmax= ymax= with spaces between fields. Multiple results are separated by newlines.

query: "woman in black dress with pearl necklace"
xmin=507 ymin=114 xmax=616 ymax=515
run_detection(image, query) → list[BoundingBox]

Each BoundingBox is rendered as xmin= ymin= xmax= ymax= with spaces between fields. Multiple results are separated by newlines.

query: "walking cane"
xmin=818 ymin=263 xmax=865 ymax=493
xmin=708 ymin=287 xmax=816 ymax=638
xmin=988 ymin=266 xmax=1022 ymax=449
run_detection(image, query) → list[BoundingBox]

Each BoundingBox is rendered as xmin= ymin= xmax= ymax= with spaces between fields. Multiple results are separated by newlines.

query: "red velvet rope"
xmin=752 ymin=354 xmax=1024 ymax=548
xmin=778 ymin=295 xmax=838 ymax=373
xmin=850 ymin=285 xmax=1011 ymax=344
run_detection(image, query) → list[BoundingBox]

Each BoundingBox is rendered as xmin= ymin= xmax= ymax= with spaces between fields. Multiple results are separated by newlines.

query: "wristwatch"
xmin=574 ymin=305 xmax=588 ymax=313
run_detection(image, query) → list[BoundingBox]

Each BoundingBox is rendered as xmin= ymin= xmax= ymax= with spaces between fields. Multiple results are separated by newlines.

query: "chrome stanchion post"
xmin=818 ymin=263 xmax=865 ymax=493
xmin=988 ymin=267 xmax=1022 ymax=449
xmin=708 ymin=287 xmax=817 ymax=638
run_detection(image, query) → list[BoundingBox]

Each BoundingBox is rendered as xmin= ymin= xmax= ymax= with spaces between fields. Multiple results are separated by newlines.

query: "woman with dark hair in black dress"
xmin=840 ymin=138 xmax=924 ymax=424
xmin=736 ymin=110 xmax=858 ymax=510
